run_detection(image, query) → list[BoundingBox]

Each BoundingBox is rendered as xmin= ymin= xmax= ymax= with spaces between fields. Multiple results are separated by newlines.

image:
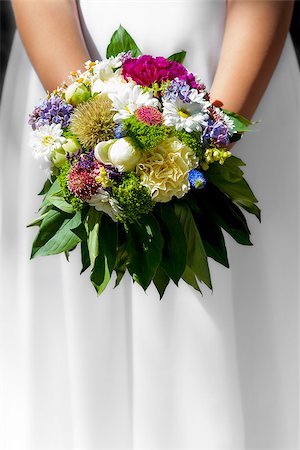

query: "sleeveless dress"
xmin=0 ymin=1 xmax=299 ymax=448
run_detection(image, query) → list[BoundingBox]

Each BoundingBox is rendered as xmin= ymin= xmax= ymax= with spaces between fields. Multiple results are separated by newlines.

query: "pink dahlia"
xmin=68 ymin=158 xmax=102 ymax=201
xmin=122 ymin=55 xmax=197 ymax=88
xmin=135 ymin=106 xmax=163 ymax=126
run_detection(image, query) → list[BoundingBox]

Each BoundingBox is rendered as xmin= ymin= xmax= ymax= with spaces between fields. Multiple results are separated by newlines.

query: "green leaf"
xmin=222 ymin=109 xmax=252 ymax=133
xmin=32 ymin=211 xmax=82 ymax=257
xmin=80 ymin=239 xmax=90 ymax=274
xmin=194 ymin=215 xmax=229 ymax=268
xmin=100 ymin=215 xmax=118 ymax=273
xmin=90 ymin=249 xmax=111 ymax=295
xmin=126 ymin=214 xmax=163 ymax=290
xmin=106 ymin=25 xmax=142 ymax=58
xmin=181 ymin=265 xmax=201 ymax=293
xmin=153 ymin=266 xmax=170 ymax=299
xmin=38 ymin=179 xmax=52 ymax=195
xmin=156 ymin=204 xmax=186 ymax=284
xmin=47 ymin=195 xmax=74 ymax=214
xmin=174 ymin=203 xmax=211 ymax=289
xmin=27 ymin=211 xmax=49 ymax=228
xmin=167 ymin=50 xmax=186 ymax=63
xmin=205 ymin=159 xmax=260 ymax=221
xmin=114 ymin=243 xmax=128 ymax=288
xmin=194 ymin=184 xmax=252 ymax=245
xmin=85 ymin=208 xmax=103 ymax=269
xmin=31 ymin=209 xmax=67 ymax=257
xmin=40 ymin=178 xmax=61 ymax=210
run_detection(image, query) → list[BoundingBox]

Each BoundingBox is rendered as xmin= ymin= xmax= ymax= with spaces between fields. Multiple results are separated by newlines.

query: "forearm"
xmin=210 ymin=0 xmax=294 ymax=119
xmin=12 ymin=0 xmax=91 ymax=92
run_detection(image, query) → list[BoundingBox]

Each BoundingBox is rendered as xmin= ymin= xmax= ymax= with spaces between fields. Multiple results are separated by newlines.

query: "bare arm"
xmin=210 ymin=0 xmax=295 ymax=119
xmin=12 ymin=0 xmax=91 ymax=92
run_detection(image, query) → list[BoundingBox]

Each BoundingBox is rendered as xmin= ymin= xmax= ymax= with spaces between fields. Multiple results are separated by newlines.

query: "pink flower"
xmin=135 ymin=106 xmax=163 ymax=125
xmin=68 ymin=157 xmax=103 ymax=201
xmin=122 ymin=55 xmax=197 ymax=88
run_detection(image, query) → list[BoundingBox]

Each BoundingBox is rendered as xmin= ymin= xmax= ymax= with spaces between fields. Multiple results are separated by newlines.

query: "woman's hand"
xmin=12 ymin=0 xmax=91 ymax=92
xmin=210 ymin=0 xmax=295 ymax=119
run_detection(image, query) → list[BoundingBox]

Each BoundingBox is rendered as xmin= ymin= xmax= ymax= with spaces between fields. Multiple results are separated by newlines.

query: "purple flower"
xmin=28 ymin=96 xmax=74 ymax=130
xmin=163 ymin=78 xmax=192 ymax=103
xmin=203 ymin=120 xmax=230 ymax=148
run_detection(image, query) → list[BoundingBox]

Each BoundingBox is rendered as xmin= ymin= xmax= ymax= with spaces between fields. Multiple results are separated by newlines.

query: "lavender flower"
xmin=202 ymin=120 xmax=230 ymax=148
xmin=163 ymin=78 xmax=192 ymax=103
xmin=28 ymin=96 xmax=74 ymax=130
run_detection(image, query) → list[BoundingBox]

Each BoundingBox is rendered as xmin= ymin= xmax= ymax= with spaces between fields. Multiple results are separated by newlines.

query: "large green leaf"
xmin=32 ymin=211 xmax=82 ymax=257
xmin=106 ymin=25 xmax=142 ymax=58
xmin=31 ymin=209 xmax=67 ymax=257
xmin=99 ymin=215 xmax=118 ymax=273
xmin=80 ymin=239 xmax=90 ymax=274
xmin=156 ymin=204 xmax=186 ymax=284
xmin=181 ymin=265 xmax=201 ymax=293
xmin=90 ymin=215 xmax=118 ymax=295
xmin=222 ymin=109 xmax=252 ymax=133
xmin=194 ymin=214 xmax=229 ymax=268
xmin=193 ymin=184 xmax=252 ymax=245
xmin=153 ymin=266 xmax=170 ymax=299
xmin=167 ymin=51 xmax=186 ymax=63
xmin=47 ymin=195 xmax=74 ymax=214
xmin=90 ymin=248 xmax=111 ymax=295
xmin=126 ymin=214 xmax=163 ymax=290
xmin=205 ymin=157 xmax=261 ymax=220
xmin=85 ymin=208 xmax=103 ymax=269
xmin=174 ymin=203 xmax=211 ymax=289
xmin=114 ymin=244 xmax=128 ymax=288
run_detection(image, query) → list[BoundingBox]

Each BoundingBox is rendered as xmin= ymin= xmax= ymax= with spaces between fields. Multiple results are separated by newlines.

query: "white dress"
xmin=0 ymin=1 xmax=299 ymax=448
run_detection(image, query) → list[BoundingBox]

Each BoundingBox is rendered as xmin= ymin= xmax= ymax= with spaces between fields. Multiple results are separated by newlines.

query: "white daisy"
xmin=162 ymin=89 xmax=210 ymax=132
xmin=215 ymin=108 xmax=236 ymax=135
xmin=88 ymin=188 xmax=121 ymax=222
xmin=30 ymin=123 xmax=66 ymax=171
xmin=108 ymin=83 xmax=159 ymax=123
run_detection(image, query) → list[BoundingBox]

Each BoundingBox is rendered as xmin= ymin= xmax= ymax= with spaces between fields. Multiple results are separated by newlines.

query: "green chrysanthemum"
xmin=122 ymin=115 xmax=170 ymax=150
xmin=58 ymin=163 xmax=84 ymax=211
xmin=112 ymin=173 xmax=154 ymax=223
xmin=69 ymin=93 xmax=115 ymax=150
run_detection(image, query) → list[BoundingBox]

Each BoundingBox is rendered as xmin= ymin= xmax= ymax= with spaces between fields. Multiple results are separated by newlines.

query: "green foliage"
xmin=153 ymin=266 xmax=170 ymax=299
xmin=222 ymin=109 xmax=252 ymax=133
xmin=58 ymin=163 xmax=84 ymax=211
xmin=123 ymin=115 xmax=170 ymax=150
xmin=205 ymin=156 xmax=260 ymax=220
xmin=193 ymin=183 xmax=252 ymax=245
xmin=31 ymin=211 xmax=82 ymax=258
xmin=106 ymin=25 xmax=142 ymax=58
xmin=112 ymin=173 xmax=154 ymax=223
xmin=156 ymin=204 xmax=187 ymax=284
xmin=174 ymin=129 xmax=203 ymax=159
xmin=167 ymin=51 xmax=186 ymax=64
xmin=174 ymin=202 xmax=211 ymax=289
xmin=126 ymin=214 xmax=163 ymax=290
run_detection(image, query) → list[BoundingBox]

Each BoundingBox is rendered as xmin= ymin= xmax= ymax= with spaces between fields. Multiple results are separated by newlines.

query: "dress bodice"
xmin=78 ymin=0 xmax=226 ymax=88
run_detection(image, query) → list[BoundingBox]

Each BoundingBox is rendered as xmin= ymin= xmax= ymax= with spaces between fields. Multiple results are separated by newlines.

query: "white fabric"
xmin=0 ymin=1 xmax=299 ymax=448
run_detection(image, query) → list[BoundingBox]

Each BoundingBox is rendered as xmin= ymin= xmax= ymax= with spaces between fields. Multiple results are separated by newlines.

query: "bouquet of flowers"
xmin=28 ymin=26 xmax=260 ymax=298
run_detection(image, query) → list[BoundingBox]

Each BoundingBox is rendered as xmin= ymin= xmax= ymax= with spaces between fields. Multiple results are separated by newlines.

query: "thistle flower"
xmin=69 ymin=93 xmax=115 ymax=150
xmin=67 ymin=155 xmax=103 ymax=201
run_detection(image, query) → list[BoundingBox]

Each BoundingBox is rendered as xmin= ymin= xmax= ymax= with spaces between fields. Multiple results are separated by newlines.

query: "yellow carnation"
xmin=136 ymin=137 xmax=198 ymax=203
